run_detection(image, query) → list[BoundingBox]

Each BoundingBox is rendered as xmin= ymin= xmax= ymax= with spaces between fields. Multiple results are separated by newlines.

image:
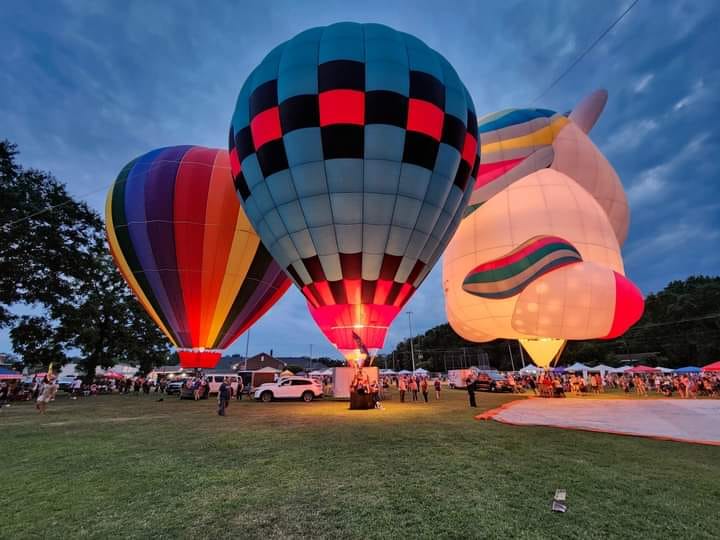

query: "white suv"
xmin=253 ymin=377 xmax=323 ymax=402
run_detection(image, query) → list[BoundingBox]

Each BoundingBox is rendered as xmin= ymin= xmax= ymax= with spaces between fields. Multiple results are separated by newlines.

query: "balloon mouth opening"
xmin=177 ymin=349 xmax=222 ymax=369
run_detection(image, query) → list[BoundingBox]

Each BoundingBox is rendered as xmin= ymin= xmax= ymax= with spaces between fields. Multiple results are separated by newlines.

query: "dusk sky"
xmin=2 ymin=0 xmax=718 ymax=359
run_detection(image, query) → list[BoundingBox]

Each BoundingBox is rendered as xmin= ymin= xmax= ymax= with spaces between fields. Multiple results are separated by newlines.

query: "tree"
xmin=1 ymin=140 xmax=101 ymax=327
xmin=2 ymin=140 xmax=171 ymax=376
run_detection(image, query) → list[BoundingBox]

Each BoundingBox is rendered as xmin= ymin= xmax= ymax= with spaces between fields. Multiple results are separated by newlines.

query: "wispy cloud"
xmin=627 ymin=132 xmax=710 ymax=205
xmin=605 ymin=118 xmax=659 ymax=154
xmin=633 ymin=73 xmax=654 ymax=93
xmin=674 ymin=79 xmax=705 ymax=111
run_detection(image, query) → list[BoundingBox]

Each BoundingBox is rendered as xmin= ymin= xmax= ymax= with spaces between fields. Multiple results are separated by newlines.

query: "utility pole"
xmin=507 ymin=342 xmax=516 ymax=372
xmin=406 ymin=311 xmax=416 ymax=373
xmin=309 ymin=343 xmax=313 ymax=360
xmin=243 ymin=328 xmax=251 ymax=371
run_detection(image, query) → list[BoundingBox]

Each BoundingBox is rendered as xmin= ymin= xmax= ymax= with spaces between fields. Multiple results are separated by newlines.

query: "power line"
xmin=531 ymin=0 xmax=641 ymax=104
xmin=1 ymin=159 xmax=230 ymax=231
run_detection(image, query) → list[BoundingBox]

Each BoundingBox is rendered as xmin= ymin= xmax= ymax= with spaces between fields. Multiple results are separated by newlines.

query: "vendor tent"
xmin=676 ymin=366 xmax=701 ymax=373
xmin=702 ymin=361 xmax=720 ymax=372
xmin=398 ymin=370 xmax=412 ymax=375
xmin=255 ymin=366 xmax=280 ymax=373
xmin=413 ymin=368 xmax=429 ymax=375
xmin=611 ymin=366 xmax=632 ymax=373
xmin=565 ymin=362 xmax=589 ymax=372
xmin=657 ymin=367 xmax=673 ymax=373
xmin=587 ymin=364 xmax=613 ymax=373
xmin=0 ymin=366 xmax=22 ymax=380
xmin=627 ymin=365 xmax=660 ymax=374
xmin=519 ymin=364 xmax=543 ymax=375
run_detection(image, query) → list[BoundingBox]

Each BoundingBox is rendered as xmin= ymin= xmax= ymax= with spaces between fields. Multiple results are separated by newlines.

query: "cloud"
xmin=627 ymin=131 xmax=709 ymax=205
xmin=674 ymin=79 xmax=705 ymax=111
xmin=604 ymin=118 xmax=659 ymax=154
xmin=633 ymin=73 xmax=654 ymax=93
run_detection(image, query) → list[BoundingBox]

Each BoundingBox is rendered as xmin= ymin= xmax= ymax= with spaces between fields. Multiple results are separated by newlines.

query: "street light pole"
xmin=406 ymin=311 xmax=416 ymax=373
xmin=243 ymin=328 xmax=251 ymax=371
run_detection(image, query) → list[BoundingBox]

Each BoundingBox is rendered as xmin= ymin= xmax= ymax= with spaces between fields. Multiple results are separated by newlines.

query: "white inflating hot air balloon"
xmin=443 ymin=91 xmax=644 ymax=367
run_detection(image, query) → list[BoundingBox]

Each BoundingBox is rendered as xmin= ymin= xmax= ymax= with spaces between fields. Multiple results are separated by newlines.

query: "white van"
xmin=447 ymin=369 xmax=474 ymax=389
xmin=205 ymin=374 xmax=240 ymax=395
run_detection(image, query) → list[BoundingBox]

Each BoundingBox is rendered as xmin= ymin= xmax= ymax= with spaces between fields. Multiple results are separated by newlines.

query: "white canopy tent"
xmin=413 ymin=368 xmax=429 ymax=375
xmin=398 ymin=369 xmax=412 ymax=375
xmin=587 ymin=364 xmax=613 ymax=373
xmin=565 ymin=362 xmax=590 ymax=372
xmin=519 ymin=364 xmax=544 ymax=375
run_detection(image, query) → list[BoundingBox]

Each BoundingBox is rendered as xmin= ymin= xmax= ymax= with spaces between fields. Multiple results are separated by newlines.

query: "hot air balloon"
xmin=228 ymin=23 xmax=479 ymax=365
xmin=105 ymin=146 xmax=291 ymax=369
xmin=443 ymin=91 xmax=644 ymax=368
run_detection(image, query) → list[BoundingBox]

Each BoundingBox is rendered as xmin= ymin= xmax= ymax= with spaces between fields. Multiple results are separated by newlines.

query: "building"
xmin=231 ymin=353 xmax=285 ymax=371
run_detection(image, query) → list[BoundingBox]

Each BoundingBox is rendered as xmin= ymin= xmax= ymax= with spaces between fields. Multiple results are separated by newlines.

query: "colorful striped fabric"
xmin=464 ymin=108 xmax=569 ymax=217
xmin=462 ymin=236 xmax=582 ymax=299
xmin=105 ymin=146 xmax=290 ymax=363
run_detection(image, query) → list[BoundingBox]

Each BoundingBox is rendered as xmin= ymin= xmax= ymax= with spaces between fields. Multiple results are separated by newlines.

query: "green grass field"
xmin=2 ymin=389 xmax=718 ymax=539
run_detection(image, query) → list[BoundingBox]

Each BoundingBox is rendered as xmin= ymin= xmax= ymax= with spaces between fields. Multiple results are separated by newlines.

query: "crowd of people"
xmin=523 ymin=371 xmax=720 ymax=399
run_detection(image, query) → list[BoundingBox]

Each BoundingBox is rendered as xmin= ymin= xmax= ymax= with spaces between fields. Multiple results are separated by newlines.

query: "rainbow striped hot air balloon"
xmin=105 ymin=146 xmax=290 ymax=368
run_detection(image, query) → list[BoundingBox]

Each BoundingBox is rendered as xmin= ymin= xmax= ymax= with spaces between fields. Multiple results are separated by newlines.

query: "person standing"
xmin=36 ymin=377 xmax=58 ymax=414
xmin=409 ymin=377 xmax=419 ymax=402
xmin=434 ymin=378 xmax=442 ymax=400
xmin=398 ymin=376 xmax=407 ymax=403
xmin=420 ymin=378 xmax=429 ymax=403
xmin=466 ymin=375 xmax=477 ymax=407
xmin=217 ymin=378 xmax=230 ymax=416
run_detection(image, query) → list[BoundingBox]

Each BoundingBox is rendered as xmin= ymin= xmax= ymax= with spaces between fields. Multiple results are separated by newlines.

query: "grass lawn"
xmin=2 ymin=389 xmax=719 ymax=539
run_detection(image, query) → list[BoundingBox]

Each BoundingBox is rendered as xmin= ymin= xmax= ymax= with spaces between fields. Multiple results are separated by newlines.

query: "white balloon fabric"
xmin=443 ymin=91 xmax=644 ymax=367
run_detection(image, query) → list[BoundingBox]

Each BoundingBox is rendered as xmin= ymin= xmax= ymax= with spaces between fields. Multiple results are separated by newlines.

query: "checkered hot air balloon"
xmin=105 ymin=146 xmax=290 ymax=369
xmin=229 ymin=23 xmax=479 ymax=364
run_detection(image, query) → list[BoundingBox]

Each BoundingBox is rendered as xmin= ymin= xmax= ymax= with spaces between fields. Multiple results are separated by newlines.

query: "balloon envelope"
xmin=228 ymin=23 xmax=479 ymax=362
xmin=443 ymin=94 xmax=643 ymax=367
xmin=105 ymin=146 xmax=290 ymax=368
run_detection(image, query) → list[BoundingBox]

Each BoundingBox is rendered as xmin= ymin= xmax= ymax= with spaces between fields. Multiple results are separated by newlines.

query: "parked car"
xmin=165 ymin=379 xmax=188 ymax=395
xmin=254 ymin=377 xmax=323 ymax=402
xmin=475 ymin=371 xmax=511 ymax=392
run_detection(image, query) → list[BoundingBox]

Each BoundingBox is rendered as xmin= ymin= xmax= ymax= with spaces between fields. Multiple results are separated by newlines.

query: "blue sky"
xmin=1 ymin=0 xmax=718 ymax=359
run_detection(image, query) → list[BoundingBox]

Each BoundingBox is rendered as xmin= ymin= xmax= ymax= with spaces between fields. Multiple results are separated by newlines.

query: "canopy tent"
xmin=702 ymin=361 xmax=720 ymax=372
xmin=308 ymin=370 xmax=325 ymax=376
xmin=413 ymin=368 xmax=429 ymax=375
xmin=657 ymin=367 xmax=674 ymax=374
xmin=676 ymin=366 xmax=701 ymax=373
xmin=611 ymin=365 xmax=632 ymax=373
xmin=102 ymin=371 xmax=125 ymax=380
xmin=255 ymin=366 xmax=281 ymax=373
xmin=518 ymin=364 xmax=544 ymax=375
xmin=627 ymin=365 xmax=660 ymax=374
xmin=320 ymin=369 xmax=333 ymax=376
xmin=565 ymin=362 xmax=590 ymax=373
xmin=587 ymin=364 xmax=613 ymax=373
xmin=380 ymin=369 xmax=397 ymax=375
xmin=0 ymin=366 xmax=22 ymax=380
xmin=398 ymin=370 xmax=412 ymax=375
xmin=550 ymin=367 xmax=566 ymax=373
